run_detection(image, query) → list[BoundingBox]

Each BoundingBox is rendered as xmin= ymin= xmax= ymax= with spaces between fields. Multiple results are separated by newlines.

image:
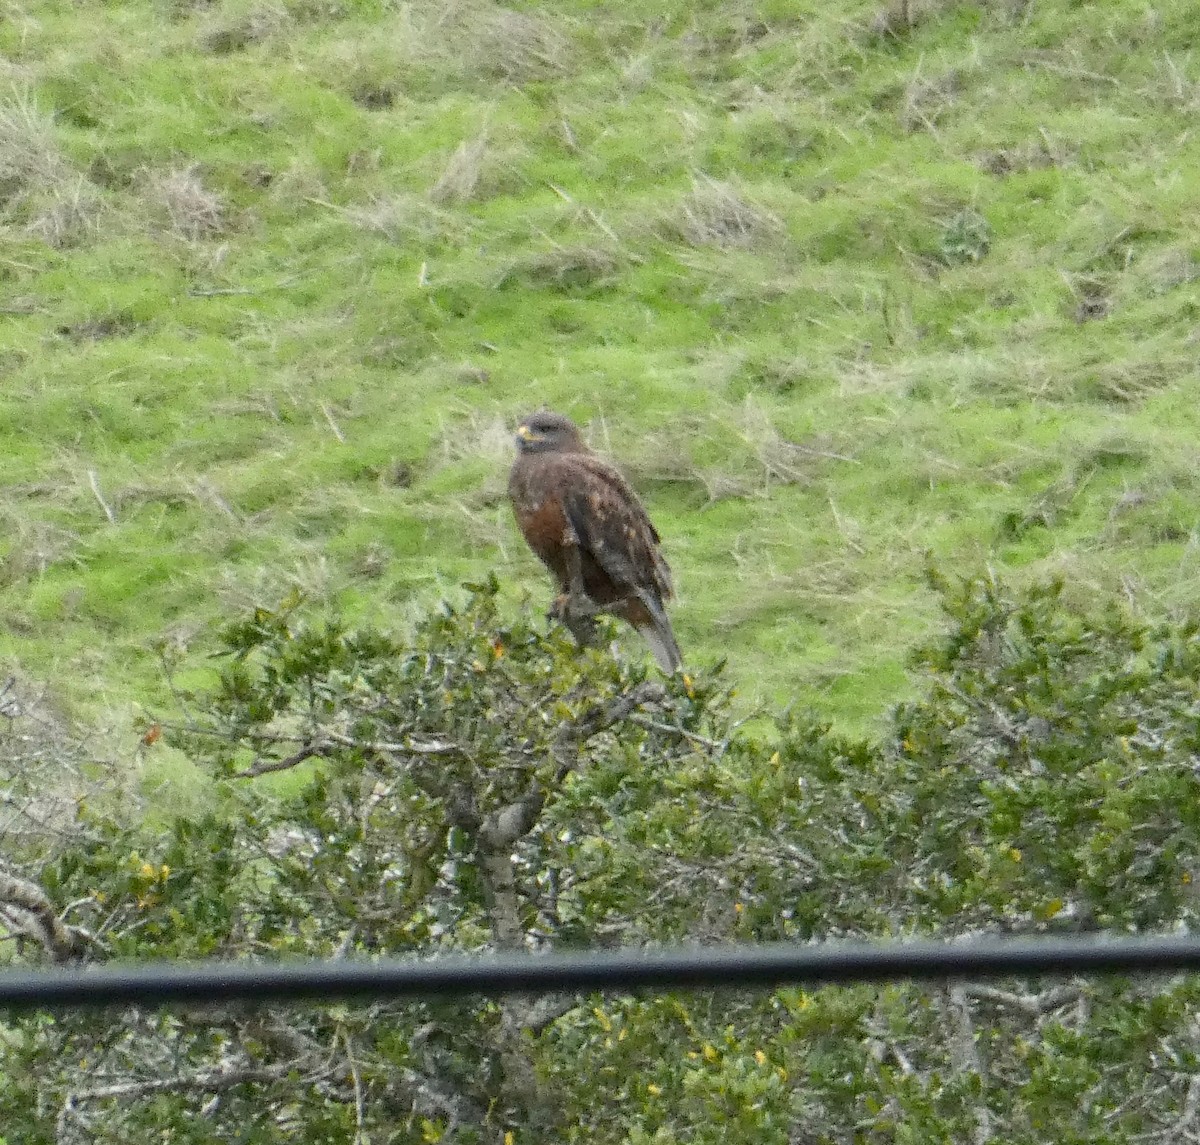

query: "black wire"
xmin=4 ymin=935 xmax=1200 ymax=1011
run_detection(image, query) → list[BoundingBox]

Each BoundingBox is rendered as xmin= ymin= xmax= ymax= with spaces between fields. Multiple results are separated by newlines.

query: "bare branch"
xmin=341 ymin=1031 xmax=368 ymax=1145
xmin=0 ymin=864 xmax=88 ymax=961
xmin=232 ymin=742 xmax=328 ymax=779
xmin=627 ymin=714 xmax=723 ymax=750
xmin=522 ymin=993 xmax=580 ymax=1035
xmin=947 ymin=985 xmax=991 ymax=1145
xmin=552 ymin=681 xmax=666 ymax=781
xmin=61 ymin=1060 xmax=316 ymax=1121
xmin=962 ymin=983 xmax=1083 ymax=1016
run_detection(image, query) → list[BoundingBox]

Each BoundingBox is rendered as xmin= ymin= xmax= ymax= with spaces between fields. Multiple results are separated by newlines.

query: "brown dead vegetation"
xmin=666 ymin=175 xmax=784 ymax=251
xmin=145 ymin=166 xmax=227 ymax=240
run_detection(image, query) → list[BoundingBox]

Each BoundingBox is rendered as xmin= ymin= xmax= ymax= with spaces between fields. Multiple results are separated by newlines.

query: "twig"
xmin=560 ymin=682 xmax=666 ymax=745
xmin=64 ymin=1062 xmax=302 ymax=1104
xmin=627 ymin=714 xmax=723 ymax=750
xmin=305 ymin=196 xmax=352 ymax=215
xmin=154 ymin=722 xmax=461 ymax=758
xmin=326 ymin=731 xmax=462 ymax=756
xmin=320 ymin=403 xmax=347 ymax=444
xmin=961 ymin=983 xmax=1082 ymax=1015
xmin=188 ymin=479 xmax=240 ymax=521
xmin=233 ymin=743 xmax=328 ymax=779
xmin=1171 ymin=1074 xmax=1200 ymax=1140
xmin=948 ymin=985 xmax=991 ymax=1145
xmin=342 ymin=1031 xmax=368 ymax=1145
xmin=1023 ymin=54 xmax=1120 ymax=86
xmin=87 ymin=470 xmax=115 ymax=524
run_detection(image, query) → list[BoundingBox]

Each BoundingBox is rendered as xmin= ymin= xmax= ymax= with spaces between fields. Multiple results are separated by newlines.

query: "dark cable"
xmin=3 ymin=935 xmax=1200 ymax=1010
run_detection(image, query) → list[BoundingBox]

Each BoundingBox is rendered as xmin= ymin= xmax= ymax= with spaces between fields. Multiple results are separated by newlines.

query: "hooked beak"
xmin=515 ymin=423 xmax=537 ymax=445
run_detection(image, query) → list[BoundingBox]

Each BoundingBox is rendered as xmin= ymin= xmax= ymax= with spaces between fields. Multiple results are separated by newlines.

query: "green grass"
xmin=4 ymin=0 xmax=1200 ymax=733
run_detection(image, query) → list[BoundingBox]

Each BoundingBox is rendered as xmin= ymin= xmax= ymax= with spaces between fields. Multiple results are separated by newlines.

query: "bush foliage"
xmin=2 ymin=573 xmax=1200 ymax=1142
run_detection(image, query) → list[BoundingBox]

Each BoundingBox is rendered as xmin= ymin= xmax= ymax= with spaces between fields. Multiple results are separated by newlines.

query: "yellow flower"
xmin=1041 ymin=898 xmax=1064 ymax=919
xmin=754 ymin=1050 xmax=767 ymax=1066
xmin=647 ymin=1083 xmax=662 ymax=1096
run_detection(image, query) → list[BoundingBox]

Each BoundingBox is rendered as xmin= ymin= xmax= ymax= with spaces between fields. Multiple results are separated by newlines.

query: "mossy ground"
xmin=3 ymin=0 xmax=1200 ymax=734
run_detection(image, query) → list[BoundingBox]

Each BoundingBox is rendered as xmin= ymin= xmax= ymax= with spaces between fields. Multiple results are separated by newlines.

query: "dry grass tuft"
xmin=0 ymin=514 xmax=82 ymax=585
xmin=1139 ymin=247 xmax=1200 ymax=295
xmin=432 ymin=411 xmax=513 ymax=509
xmin=0 ymin=90 xmax=65 ymax=193
xmin=211 ymin=548 xmax=343 ymax=616
xmin=979 ymin=131 xmax=1075 ymax=176
xmin=343 ymin=192 xmax=461 ymax=245
xmin=438 ymin=411 xmax=512 ymax=467
xmin=619 ymin=428 xmax=715 ymax=499
xmin=667 ymin=175 xmax=784 ymax=250
xmin=404 ymin=2 xmax=571 ymax=85
xmin=268 ymin=158 xmax=328 ymax=206
xmin=0 ymin=89 xmax=104 ymax=246
xmin=27 ymin=178 xmax=103 ymax=248
xmin=1082 ymin=353 xmax=1190 ymax=405
xmin=196 ymin=1 xmax=289 ymax=53
xmin=146 ymin=166 xmax=227 ymax=240
xmin=729 ymin=399 xmax=857 ymax=491
xmin=620 ymin=403 xmax=851 ymax=505
xmin=430 ymin=133 xmax=493 ymax=206
xmin=496 ymin=243 xmax=623 ymax=291
xmin=462 ymin=4 xmax=571 ymax=83
xmin=900 ymin=68 xmax=965 ymax=134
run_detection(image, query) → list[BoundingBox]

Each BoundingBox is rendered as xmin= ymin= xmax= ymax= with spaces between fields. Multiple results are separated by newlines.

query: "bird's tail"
xmin=635 ymin=600 xmax=683 ymax=674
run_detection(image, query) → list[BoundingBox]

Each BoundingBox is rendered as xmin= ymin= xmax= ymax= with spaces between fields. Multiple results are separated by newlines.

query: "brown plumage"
xmin=508 ymin=411 xmax=683 ymax=672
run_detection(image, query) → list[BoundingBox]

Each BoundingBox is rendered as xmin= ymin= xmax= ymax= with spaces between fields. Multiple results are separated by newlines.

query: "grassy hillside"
xmin=3 ymin=0 xmax=1200 ymax=731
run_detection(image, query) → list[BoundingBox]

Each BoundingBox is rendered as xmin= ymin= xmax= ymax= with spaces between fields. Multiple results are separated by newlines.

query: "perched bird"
xmin=508 ymin=410 xmax=683 ymax=672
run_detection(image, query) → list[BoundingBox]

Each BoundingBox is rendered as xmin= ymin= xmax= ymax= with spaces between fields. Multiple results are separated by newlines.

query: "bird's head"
xmin=513 ymin=411 xmax=587 ymax=455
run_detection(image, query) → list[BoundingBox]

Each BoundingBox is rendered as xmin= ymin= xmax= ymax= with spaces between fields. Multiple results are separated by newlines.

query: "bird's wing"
xmin=561 ymin=455 xmax=673 ymax=603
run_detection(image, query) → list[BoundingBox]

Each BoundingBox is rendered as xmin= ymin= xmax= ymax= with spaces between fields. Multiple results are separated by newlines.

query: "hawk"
xmin=508 ymin=411 xmax=683 ymax=672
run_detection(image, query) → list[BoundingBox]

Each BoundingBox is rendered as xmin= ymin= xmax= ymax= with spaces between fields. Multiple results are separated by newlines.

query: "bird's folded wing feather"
xmin=562 ymin=456 xmax=673 ymax=602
